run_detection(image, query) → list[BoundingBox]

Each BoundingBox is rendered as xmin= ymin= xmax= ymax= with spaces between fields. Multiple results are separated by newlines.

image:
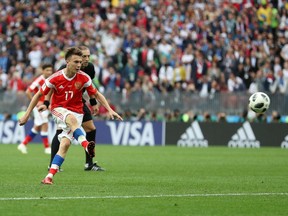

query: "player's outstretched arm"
xmin=95 ymin=92 xmax=123 ymax=121
xmin=25 ymin=89 xmax=33 ymax=100
xmin=19 ymin=91 xmax=43 ymax=126
xmin=38 ymin=89 xmax=53 ymax=112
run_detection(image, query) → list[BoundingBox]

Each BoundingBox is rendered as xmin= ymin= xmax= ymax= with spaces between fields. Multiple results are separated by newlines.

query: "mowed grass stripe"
xmin=1 ymin=192 xmax=288 ymax=201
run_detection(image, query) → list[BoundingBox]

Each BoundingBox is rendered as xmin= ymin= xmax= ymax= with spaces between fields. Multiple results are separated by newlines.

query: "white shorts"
xmin=33 ymin=108 xmax=49 ymax=126
xmin=51 ymin=107 xmax=83 ymax=141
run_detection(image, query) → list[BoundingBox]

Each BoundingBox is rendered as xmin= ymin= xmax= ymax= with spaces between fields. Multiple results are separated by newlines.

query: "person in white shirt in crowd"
xmin=158 ymin=57 xmax=174 ymax=86
xmin=227 ymin=73 xmax=246 ymax=92
xmin=28 ymin=45 xmax=42 ymax=71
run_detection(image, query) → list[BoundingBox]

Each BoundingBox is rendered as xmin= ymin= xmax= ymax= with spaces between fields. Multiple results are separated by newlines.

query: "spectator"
xmin=173 ymin=61 xmax=186 ymax=84
xmin=181 ymin=44 xmax=194 ymax=82
xmin=103 ymin=66 xmax=123 ymax=93
xmin=158 ymin=57 xmax=174 ymax=91
xmin=191 ymin=50 xmax=208 ymax=85
xmin=28 ymin=45 xmax=42 ymax=71
xmin=270 ymin=70 xmax=288 ymax=94
xmin=236 ymin=63 xmax=253 ymax=89
xmin=281 ymin=43 xmax=288 ymax=61
xmin=207 ymin=61 xmax=221 ymax=81
xmin=0 ymin=51 xmax=11 ymax=74
xmin=158 ymin=38 xmax=173 ymax=61
xmin=227 ymin=73 xmax=246 ymax=92
xmin=7 ymin=72 xmax=26 ymax=93
xmin=0 ymin=67 xmax=8 ymax=90
xmin=257 ymin=1 xmax=272 ymax=28
xmin=122 ymin=57 xmax=138 ymax=85
xmin=102 ymin=30 xmax=122 ymax=57
xmin=283 ymin=61 xmax=288 ymax=79
xmin=0 ymin=0 xmax=287 ymax=118
xmin=197 ymin=75 xmax=212 ymax=98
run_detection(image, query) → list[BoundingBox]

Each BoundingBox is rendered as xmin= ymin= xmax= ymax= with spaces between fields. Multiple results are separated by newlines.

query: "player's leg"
xmin=82 ymin=104 xmax=105 ymax=171
xmin=18 ymin=107 xmax=45 ymax=154
xmin=40 ymin=123 xmax=51 ymax=154
xmin=42 ymin=108 xmax=95 ymax=184
xmin=39 ymin=109 xmax=51 ymax=154
xmin=42 ymin=137 xmax=71 ymax=184
xmin=48 ymin=129 xmax=62 ymax=169
xmin=82 ymin=110 xmax=95 ymax=166
xmin=53 ymin=107 xmax=95 ymax=157
xmin=17 ymin=125 xmax=41 ymax=154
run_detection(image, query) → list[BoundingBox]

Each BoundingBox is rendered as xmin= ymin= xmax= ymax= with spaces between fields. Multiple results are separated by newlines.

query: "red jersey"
xmin=28 ymin=75 xmax=45 ymax=103
xmin=41 ymin=70 xmax=97 ymax=113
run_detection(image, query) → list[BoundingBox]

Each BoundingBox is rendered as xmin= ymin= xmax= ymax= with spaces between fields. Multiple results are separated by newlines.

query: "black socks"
xmin=85 ymin=129 xmax=96 ymax=165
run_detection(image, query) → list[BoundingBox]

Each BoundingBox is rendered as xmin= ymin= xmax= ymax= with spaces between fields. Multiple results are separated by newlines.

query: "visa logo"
xmin=106 ymin=122 xmax=155 ymax=146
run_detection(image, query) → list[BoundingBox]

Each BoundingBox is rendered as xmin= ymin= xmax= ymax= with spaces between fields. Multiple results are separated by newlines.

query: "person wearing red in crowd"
xmin=8 ymin=73 xmax=26 ymax=92
xmin=18 ymin=47 xmax=122 ymax=185
xmin=17 ymin=64 xmax=53 ymax=154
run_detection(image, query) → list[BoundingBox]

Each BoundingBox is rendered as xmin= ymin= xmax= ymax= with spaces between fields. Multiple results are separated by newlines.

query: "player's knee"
xmin=66 ymin=114 xmax=78 ymax=127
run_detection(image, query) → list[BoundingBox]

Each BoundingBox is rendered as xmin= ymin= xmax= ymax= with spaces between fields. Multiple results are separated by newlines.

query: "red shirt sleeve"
xmin=40 ymin=81 xmax=51 ymax=95
xmin=86 ymin=84 xmax=97 ymax=96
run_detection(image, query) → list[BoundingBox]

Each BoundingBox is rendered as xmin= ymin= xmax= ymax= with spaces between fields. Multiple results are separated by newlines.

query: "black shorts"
xmin=82 ymin=103 xmax=93 ymax=123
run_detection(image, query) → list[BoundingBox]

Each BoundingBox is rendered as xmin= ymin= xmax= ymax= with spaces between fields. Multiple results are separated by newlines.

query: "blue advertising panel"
xmin=0 ymin=120 xmax=57 ymax=144
xmin=0 ymin=120 xmax=164 ymax=146
xmin=95 ymin=120 xmax=163 ymax=146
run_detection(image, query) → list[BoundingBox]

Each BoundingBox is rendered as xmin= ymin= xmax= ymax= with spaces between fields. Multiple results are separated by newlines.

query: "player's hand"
xmin=108 ymin=110 xmax=123 ymax=121
xmin=38 ymin=104 xmax=47 ymax=112
xmin=18 ymin=114 xmax=29 ymax=126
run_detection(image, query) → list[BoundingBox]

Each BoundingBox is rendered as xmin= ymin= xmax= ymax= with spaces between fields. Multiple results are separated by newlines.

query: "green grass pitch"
xmin=1 ymin=144 xmax=288 ymax=216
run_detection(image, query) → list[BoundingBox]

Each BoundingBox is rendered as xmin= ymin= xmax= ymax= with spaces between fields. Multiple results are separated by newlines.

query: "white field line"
xmin=0 ymin=192 xmax=288 ymax=201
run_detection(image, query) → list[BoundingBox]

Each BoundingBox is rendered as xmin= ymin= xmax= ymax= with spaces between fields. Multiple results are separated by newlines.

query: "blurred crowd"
xmin=0 ymin=0 xmax=288 ymax=120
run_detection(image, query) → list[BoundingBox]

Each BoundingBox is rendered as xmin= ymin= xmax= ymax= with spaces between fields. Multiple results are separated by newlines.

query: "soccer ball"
xmin=248 ymin=92 xmax=270 ymax=114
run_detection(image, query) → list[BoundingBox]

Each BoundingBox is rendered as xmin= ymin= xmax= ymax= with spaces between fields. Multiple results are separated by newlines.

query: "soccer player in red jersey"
xmin=17 ymin=64 xmax=53 ymax=154
xmin=49 ymin=46 xmax=105 ymax=171
xmin=18 ymin=47 xmax=122 ymax=184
